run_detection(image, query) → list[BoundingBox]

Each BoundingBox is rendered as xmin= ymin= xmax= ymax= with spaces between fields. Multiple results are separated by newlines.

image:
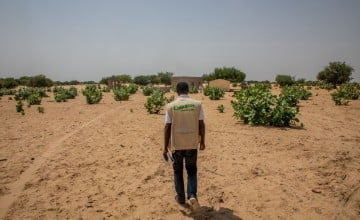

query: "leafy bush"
xmin=54 ymin=92 xmax=67 ymax=102
xmin=144 ymin=90 xmax=165 ymax=114
xmin=232 ymin=86 xmax=275 ymax=125
xmin=14 ymin=88 xmax=47 ymax=101
xmin=217 ymin=104 xmax=225 ymax=113
xmin=208 ymin=87 xmax=225 ymax=100
xmin=16 ymin=101 xmax=24 ymax=114
xmin=275 ymin=75 xmax=295 ymax=87
xmin=319 ymin=83 xmax=334 ymax=90
xmin=26 ymin=93 xmax=42 ymax=105
xmin=127 ymin=84 xmax=138 ymax=94
xmin=82 ymin=85 xmax=102 ymax=104
xmin=0 ymin=77 xmax=18 ymax=89
xmin=279 ymin=86 xmax=312 ymax=107
xmin=53 ymin=86 xmax=77 ymax=102
xmin=203 ymin=85 xmax=211 ymax=96
xmin=331 ymin=83 xmax=359 ymax=105
xmin=231 ymin=86 xmax=300 ymax=127
xmin=269 ymin=99 xmax=299 ymax=126
xmin=189 ymin=86 xmax=198 ymax=94
xmin=113 ymin=87 xmax=130 ymax=101
xmin=0 ymin=88 xmax=16 ymax=96
xmin=142 ymin=86 xmax=155 ymax=96
xmin=37 ymin=106 xmax=44 ymax=113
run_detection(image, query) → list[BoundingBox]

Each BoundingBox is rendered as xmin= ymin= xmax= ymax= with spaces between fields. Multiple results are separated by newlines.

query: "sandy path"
xmin=0 ymin=105 xmax=116 ymax=218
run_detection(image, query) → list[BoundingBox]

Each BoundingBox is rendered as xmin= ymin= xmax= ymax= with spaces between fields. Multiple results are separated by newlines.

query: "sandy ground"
xmin=0 ymin=86 xmax=359 ymax=220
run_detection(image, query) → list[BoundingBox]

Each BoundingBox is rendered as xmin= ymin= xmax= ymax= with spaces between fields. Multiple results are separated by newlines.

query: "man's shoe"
xmin=175 ymin=195 xmax=185 ymax=205
xmin=189 ymin=196 xmax=201 ymax=211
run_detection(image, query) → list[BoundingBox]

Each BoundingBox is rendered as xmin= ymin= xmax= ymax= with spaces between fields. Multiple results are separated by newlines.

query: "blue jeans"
xmin=172 ymin=149 xmax=197 ymax=203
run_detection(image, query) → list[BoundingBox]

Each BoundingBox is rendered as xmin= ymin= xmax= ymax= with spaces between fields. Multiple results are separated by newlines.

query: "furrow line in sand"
xmin=0 ymin=107 xmax=118 ymax=219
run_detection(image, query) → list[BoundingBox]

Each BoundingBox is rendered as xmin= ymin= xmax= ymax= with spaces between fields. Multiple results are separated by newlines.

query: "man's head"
xmin=176 ymin=82 xmax=189 ymax=95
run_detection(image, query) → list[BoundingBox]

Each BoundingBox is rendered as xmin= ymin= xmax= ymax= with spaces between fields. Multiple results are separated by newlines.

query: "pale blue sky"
xmin=0 ymin=0 xmax=359 ymax=82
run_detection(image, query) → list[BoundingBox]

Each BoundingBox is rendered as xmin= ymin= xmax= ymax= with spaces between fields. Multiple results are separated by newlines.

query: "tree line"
xmin=0 ymin=61 xmax=355 ymax=89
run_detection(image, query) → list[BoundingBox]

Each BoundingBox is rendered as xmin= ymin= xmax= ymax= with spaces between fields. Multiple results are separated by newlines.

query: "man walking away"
xmin=163 ymin=82 xmax=206 ymax=211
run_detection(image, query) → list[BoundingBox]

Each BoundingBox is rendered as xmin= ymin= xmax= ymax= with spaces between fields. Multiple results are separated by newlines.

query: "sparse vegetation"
xmin=16 ymin=100 xmax=24 ymax=114
xmin=331 ymin=83 xmax=360 ymax=105
xmin=37 ymin=106 xmax=45 ymax=113
xmin=217 ymin=104 xmax=225 ymax=113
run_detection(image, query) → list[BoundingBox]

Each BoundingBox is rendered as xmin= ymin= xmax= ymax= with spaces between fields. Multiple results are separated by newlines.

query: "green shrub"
xmin=67 ymin=87 xmax=78 ymax=98
xmin=0 ymin=88 xmax=16 ymax=96
xmin=208 ymin=87 xmax=225 ymax=100
xmin=231 ymin=86 xmax=300 ymax=127
xmin=54 ymin=86 xmax=77 ymax=102
xmin=127 ymin=84 xmax=138 ymax=94
xmin=144 ymin=90 xmax=165 ymax=114
xmin=37 ymin=106 xmax=44 ymax=113
xmin=279 ymin=86 xmax=312 ymax=107
xmin=319 ymin=83 xmax=334 ymax=90
xmin=189 ymin=86 xmax=198 ymax=94
xmin=275 ymin=75 xmax=295 ymax=87
xmin=15 ymin=88 xmax=47 ymax=101
xmin=203 ymin=85 xmax=211 ymax=96
xmin=54 ymin=92 xmax=67 ymax=102
xmin=16 ymin=100 xmax=24 ymax=114
xmin=232 ymin=86 xmax=274 ymax=125
xmin=217 ymin=104 xmax=225 ymax=113
xmin=26 ymin=93 xmax=42 ymax=105
xmin=82 ymin=85 xmax=102 ymax=104
xmin=113 ymin=87 xmax=130 ymax=101
xmin=142 ymin=86 xmax=155 ymax=96
xmin=269 ymin=99 xmax=299 ymax=127
xmin=331 ymin=83 xmax=359 ymax=105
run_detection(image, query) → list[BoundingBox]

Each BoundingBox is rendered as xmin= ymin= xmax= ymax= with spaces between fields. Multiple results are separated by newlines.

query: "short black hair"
xmin=176 ymin=82 xmax=189 ymax=94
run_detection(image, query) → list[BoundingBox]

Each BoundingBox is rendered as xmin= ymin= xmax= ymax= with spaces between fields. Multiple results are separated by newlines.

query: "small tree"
xmin=27 ymin=75 xmax=53 ymax=87
xmin=206 ymin=67 xmax=246 ymax=83
xmin=157 ymin=72 xmax=173 ymax=85
xmin=275 ymin=75 xmax=295 ymax=87
xmin=317 ymin=61 xmax=354 ymax=88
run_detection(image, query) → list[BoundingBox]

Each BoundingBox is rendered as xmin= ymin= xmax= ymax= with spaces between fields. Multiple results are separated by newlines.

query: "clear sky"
xmin=0 ymin=0 xmax=359 ymax=82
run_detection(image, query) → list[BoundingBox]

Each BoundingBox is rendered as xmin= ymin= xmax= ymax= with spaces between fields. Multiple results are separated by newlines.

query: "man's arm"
xmin=199 ymin=120 xmax=205 ymax=150
xmin=163 ymin=123 xmax=172 ymax=161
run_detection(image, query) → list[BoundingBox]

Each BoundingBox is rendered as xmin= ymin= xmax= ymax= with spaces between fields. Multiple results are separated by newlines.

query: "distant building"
xmin=209 ymin=79 xmax=230 ymax=92
xmin=171 ymin=76 xmax=203 ymax=88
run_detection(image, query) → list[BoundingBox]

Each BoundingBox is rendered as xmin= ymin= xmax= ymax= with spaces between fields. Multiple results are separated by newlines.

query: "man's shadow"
xmin=180 ymin=206 xmax=242 ymax=220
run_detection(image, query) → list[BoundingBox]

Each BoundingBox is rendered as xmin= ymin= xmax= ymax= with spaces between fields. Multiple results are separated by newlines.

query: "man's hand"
xmin=200 ymin=142 xmax=206 ymax=150
xmin=163 ymin=149 xmax=169 ymax=161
